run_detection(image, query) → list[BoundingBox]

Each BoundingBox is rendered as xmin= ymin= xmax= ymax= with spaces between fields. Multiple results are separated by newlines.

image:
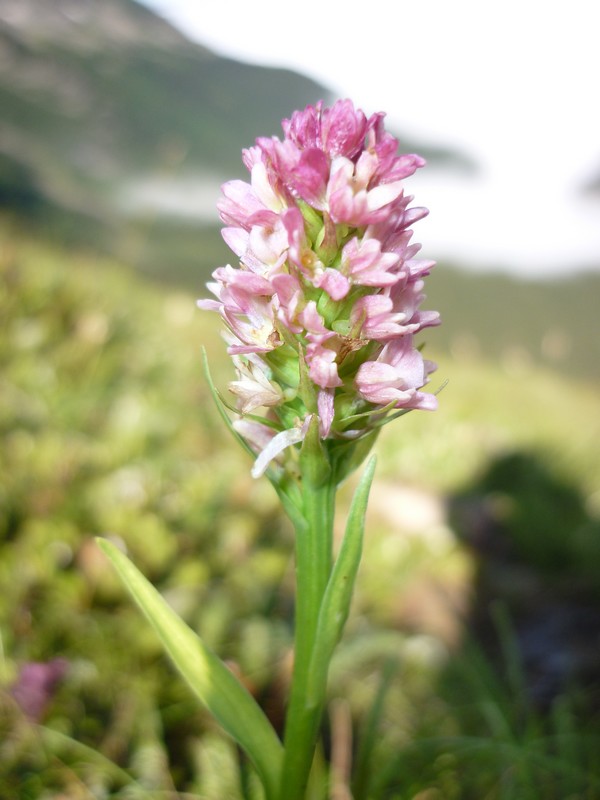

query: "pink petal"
xmin=317 ymin=389 xmax=335 ymax=437
xmin=315 ymin=268 xmax=350 ymax=300
xmin=291 ymin=148 xmax=329 ymax=207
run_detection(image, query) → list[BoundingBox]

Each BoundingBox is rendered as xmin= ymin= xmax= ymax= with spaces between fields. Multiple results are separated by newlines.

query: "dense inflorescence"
xmin=199 ymin=99 xmax=440 ymax=477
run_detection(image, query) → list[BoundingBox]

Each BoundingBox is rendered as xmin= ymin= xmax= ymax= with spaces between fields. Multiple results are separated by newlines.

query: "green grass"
xmin=1 ymin=227 xmax=600 ymax=799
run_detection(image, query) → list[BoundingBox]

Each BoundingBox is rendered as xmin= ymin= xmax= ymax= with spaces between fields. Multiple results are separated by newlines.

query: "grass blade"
xmin=96 ymin=538 xmax=282 ymax=800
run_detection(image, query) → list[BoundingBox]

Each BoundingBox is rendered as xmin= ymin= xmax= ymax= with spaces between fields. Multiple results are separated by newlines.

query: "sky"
xmin=141 ymin=0 xmax=600 ymax=278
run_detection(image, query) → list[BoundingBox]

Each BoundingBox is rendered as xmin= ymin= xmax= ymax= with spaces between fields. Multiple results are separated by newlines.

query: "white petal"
xmin=251 ymin=417 xmax=312 ymax=478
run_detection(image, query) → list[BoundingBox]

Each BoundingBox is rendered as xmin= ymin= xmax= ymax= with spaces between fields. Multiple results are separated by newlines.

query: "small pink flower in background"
xmin=11 ymin=659 xmax=69 ymax=722
xmin=200 ymin=99 xmax=440 ymax=476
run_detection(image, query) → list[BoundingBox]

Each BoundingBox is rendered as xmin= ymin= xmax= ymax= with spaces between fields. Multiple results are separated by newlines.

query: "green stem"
xmin=279 ymin=479 xmax=336 ymax=800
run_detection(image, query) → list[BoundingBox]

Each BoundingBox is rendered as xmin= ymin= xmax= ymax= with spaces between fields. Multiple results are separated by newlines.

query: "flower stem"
xmin=279 ymin=479 xmax=336 ymax=800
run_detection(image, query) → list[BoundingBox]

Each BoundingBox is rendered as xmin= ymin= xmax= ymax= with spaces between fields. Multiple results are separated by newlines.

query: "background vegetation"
xmin=1 ymin=224 xmax=599 ymax=799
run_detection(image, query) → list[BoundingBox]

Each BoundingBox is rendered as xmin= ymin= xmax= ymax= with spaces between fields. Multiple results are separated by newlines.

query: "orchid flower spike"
xmin=199 ymin=99 xmax=440 ymax=480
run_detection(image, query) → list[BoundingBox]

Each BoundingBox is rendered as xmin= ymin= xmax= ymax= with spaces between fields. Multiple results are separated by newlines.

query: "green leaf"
xmin=201 ymin=347 xmax=255 ymax=460
xmin=96 ymin=538 xmax=283 ymax=800
xmin=305 ymin=456 xmax=377 ymax=709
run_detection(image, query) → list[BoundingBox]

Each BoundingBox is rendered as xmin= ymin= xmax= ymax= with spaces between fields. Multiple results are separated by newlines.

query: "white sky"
xmin=141 ymin=0 xmax=600 ymax=277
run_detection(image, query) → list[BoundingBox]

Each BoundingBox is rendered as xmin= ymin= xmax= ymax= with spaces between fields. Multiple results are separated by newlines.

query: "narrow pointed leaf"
xmin=96 ymin=538 xmax=282 ymax=800
xmin=201 ymin=347 xmax=255 ymax=460
xmin=332 ymin=429 xmax=380 ymax=485
xmin=305 ymin=456 xmax=377 ymax=708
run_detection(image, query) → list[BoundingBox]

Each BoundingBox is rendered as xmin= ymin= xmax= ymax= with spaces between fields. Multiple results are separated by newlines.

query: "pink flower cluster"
xmin=199 ymin=100 xmax=440 ymax=476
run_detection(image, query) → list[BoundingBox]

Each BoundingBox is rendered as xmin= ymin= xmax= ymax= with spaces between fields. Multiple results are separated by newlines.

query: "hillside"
xmin=0 ymin=0 xmax=329 ymax=230
xmin=0 ymin=0 xmax=470 ymax=258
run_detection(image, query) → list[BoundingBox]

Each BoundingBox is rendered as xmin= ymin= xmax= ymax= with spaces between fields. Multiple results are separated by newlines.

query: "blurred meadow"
xmin=2 ymin=2 xmax=600 ymax=799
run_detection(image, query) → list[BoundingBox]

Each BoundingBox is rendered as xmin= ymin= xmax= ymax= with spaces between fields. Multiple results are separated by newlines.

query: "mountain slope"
xmin=0 ymin=0 xmax=329 ymax=221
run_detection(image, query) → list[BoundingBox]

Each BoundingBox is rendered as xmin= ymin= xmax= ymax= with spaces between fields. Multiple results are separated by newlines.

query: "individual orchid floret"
xmin=355 ymin=337 xmax=438 ymax=410
xmin=283 ymin=207 xmax=325 ymax=279
xmin=350 ymin=294 xmax=420 ymax=341
xmin=218 ymin=163 xmax=282 ymax=230
xmin=341 ymin=237 xmax=401 ymax=289
xmin=305 ymin=340 xmax=343 ymax=390
xmin=282 ymin=99 xmax=369 ymax=160
xmin=229 ymin=354 xmax=285 ymax=414
xmin=222 ymin=218 xmax=289 ymax=275
xmin=197 ymin=266 xmax=279 ymax=354
xmin=327 ymin=155 xmax=406 ymax=227
xmin=200 ymin=98 xmax=440 ymax=480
